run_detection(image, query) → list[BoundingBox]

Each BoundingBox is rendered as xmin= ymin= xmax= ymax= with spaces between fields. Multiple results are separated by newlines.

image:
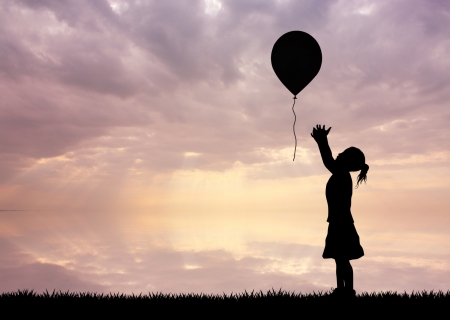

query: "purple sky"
xmin=0 ymin=0 xmax=449 ymax=294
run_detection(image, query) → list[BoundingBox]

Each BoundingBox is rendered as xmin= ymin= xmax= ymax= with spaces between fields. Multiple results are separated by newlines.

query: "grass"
xmin=1 ymin=289 xmax=448 ymax=318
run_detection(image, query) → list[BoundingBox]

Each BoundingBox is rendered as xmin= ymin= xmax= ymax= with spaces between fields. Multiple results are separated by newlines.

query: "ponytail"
xmin=356 ymin=164 xmax=369 ymax=188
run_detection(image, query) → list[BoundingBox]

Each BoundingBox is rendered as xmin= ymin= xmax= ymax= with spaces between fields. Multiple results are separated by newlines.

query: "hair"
xmin=342 ymin=147 xmax=369 ymax=188
xmin=356 ymin=163 xmax=369 ymax=188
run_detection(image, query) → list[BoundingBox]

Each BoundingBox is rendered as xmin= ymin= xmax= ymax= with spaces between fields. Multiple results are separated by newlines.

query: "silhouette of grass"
xmin=1 ymin=288 xmax=447 ymax=317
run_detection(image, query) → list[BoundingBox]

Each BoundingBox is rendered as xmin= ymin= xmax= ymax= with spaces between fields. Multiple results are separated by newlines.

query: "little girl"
xmin=311 ymin=124 xmax=368 ymax=298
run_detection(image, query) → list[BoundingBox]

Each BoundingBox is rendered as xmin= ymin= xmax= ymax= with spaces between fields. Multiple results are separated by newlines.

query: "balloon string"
xmin=292 ymin=96 xmax=297 ymax=161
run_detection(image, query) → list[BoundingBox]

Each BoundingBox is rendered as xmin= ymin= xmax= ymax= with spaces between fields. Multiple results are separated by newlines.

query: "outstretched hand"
xmin=311 ymin=124 xmax=331 ymax=143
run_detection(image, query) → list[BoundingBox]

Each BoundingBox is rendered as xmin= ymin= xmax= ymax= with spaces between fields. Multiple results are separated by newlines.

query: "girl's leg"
xmin=335 ymin=259 xmax=353 ymax=290
xmin=334 ymin=259 xmax=345 ymax=289
xmin=344 ymin=260 xmax=354 ymax=290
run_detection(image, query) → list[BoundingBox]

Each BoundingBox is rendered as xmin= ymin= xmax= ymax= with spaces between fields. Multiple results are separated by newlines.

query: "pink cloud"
xmin=0 ymin=0 xmax=447 ymax=176
xmin=1 ymin=235 xmax=448 ymax=294
xmin=0 ymin=0 xmax=448 ymax=293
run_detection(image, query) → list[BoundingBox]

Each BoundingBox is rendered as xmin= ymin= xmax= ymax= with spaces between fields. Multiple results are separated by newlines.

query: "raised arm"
xmin=311 ymin=124 xmax=335 ymax=173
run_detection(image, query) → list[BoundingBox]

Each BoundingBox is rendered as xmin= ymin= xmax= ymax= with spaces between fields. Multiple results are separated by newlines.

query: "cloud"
xmin=0 ymin=0 xmax=448 ymax=294
xmin=0 ymin=0 xmax=448 ymax=181
xmin=0 ymin=238 xmax=106 ymax=293
xmin=1 ymin=234 xmax=448 ymax=294
xmin=0 ymin=263 xmax=107 ymax=293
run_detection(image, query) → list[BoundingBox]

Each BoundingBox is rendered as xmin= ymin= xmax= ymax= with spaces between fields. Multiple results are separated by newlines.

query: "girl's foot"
xmin=326 ymin=287 xmax=356 ymax=299
xmin=328 ymin=287 xmax=343 ymax=298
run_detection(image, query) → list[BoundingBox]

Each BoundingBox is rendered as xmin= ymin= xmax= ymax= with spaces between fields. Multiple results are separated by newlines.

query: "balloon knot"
xmin=293 ymin=96 xmax=297 ymax=99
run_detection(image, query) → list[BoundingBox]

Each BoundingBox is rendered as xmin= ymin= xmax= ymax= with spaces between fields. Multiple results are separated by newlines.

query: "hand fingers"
xmin=314 ymin=124 xmax=331 ymax=131
xmin=326 ymin=127 xmax=332 ymax=133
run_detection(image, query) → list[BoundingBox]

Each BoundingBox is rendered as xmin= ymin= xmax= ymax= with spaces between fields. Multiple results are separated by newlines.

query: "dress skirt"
xmin=322 ymin=223 xmax=364 ymax=260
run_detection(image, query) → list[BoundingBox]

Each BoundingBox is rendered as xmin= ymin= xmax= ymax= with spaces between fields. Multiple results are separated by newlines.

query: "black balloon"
xmin=271 ymin=31 xmax=322 ymax=97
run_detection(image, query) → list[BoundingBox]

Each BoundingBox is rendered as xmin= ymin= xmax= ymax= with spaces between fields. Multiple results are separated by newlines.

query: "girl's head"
xmin=336 ymin=147 xmax=369 ymax=187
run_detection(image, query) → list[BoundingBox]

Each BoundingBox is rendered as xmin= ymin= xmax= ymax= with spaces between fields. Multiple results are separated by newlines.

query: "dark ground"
xmin=0 ymin=289 xmax=447 ymax=318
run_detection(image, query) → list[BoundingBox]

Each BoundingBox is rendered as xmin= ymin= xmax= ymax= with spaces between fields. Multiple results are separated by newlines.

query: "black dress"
xmin=322 ymin=171 xmax=364 ymax=260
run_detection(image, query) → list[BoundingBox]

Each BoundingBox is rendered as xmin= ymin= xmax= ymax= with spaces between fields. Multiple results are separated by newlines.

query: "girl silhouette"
xmin=311 ymin=124 xmax=368 ymax=298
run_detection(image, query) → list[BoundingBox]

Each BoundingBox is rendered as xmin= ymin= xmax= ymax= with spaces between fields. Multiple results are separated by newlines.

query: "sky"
xmin=0 ymin=0 xmax=449 ymax=294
